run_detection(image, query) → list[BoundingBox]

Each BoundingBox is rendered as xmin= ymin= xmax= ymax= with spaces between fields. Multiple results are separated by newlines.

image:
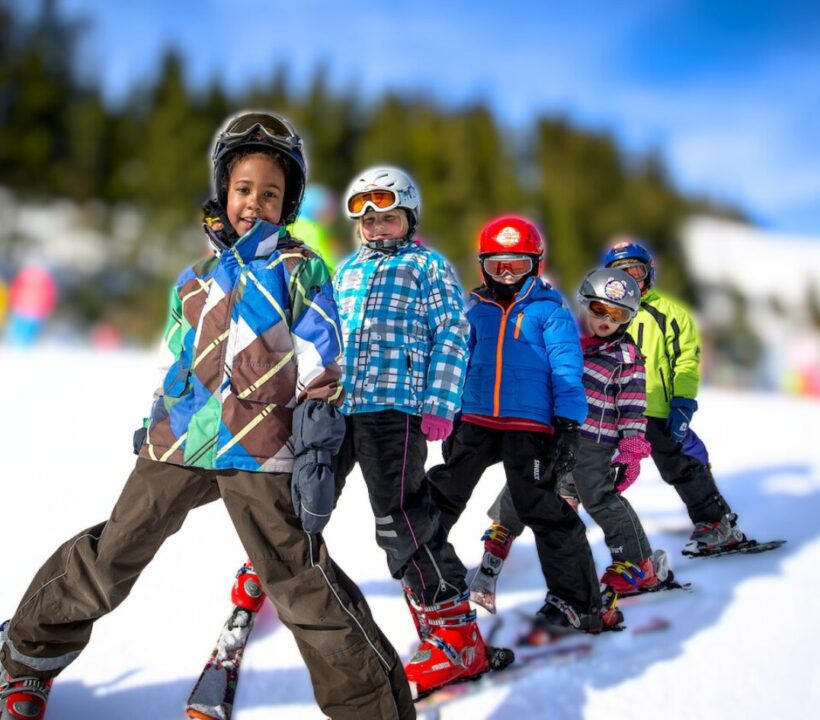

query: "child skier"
xmin=332 ymin=166 xmax=500 ymax=699
xmin=471 ymin=268 xmax=671 ymax=612
xmin=426 ymin=216 xmax=617 ymax=633
xmin=0 ymin=112 xmax=414 ymax=720
xmin=604 ymin=239 xmax=746 ymax=555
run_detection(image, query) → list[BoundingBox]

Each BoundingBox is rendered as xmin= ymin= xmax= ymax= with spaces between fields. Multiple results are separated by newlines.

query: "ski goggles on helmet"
xmin=481 ymin=254 xmax=534 ymax=280
xmin=217 ymin=113 xmax=302 ymax=153
xmin=610 ymin=259 xmax=649 ymax=281
xmin=347 ymin=189 xmax=400 ymax=217
xmin=586 ymin=300 xmax=632 ymax=324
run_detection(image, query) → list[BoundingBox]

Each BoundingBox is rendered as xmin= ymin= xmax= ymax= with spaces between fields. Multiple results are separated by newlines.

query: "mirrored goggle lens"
xmin=224 ymin=113 xmax=294 ymax=138
xmin=347 ymin=190 xmax=398 ymax=215
xmin=220 ymin=117 xmax=301 ymax=154
xmin=611 ymin=259 xmax=648 ymax=280
xmin=588 ymin=301 xmax=632 ymax=323
xmin=482 ymin=255 xmax=533 ymax=278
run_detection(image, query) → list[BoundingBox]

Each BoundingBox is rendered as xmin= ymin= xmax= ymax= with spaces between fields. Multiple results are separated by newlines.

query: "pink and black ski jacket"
xmin=580 ymin=334 xmax=647 ymax=446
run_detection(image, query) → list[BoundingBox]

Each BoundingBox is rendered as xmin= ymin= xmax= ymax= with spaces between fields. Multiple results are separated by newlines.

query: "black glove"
xmin=133 ymin=427 xmax=147 ymax=455
xmin=202 ymin=198 xmax=239 ymax=251
xmin=291 ymin=400 xmax=345 ymax=534
xmin=552 ymin=416 xmax=580 ymax=478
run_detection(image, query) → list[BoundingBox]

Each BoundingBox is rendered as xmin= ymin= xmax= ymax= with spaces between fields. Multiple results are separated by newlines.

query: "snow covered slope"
xmin=1 ymin=346 xmax=818 ymax=720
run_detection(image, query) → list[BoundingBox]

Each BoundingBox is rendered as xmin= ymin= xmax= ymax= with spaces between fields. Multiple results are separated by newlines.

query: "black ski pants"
xmin=490 ymin=437 xmax=653 ymax=564
xmin=334 ymin=410 xmax=467 ymax=607
xmin=427 ymin=421 xmax=600 ymax=613
xmin=646 ymin=417 xmax=731 ymax=524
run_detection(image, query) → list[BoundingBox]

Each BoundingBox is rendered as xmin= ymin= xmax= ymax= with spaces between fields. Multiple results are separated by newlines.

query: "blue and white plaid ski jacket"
xmin=333 ymin=242 xmax=469 ymax=420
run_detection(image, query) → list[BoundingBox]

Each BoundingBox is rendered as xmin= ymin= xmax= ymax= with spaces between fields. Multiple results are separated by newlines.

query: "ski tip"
xmin=682 ymin=538 xmax=787 ymax=559
xmin=186 ymin=706 xmax=228 ymax=720
xmin=469 ymin=592 xmax=497 ymax=614
xmin=632 ymin=616 xmax=671 ymax=635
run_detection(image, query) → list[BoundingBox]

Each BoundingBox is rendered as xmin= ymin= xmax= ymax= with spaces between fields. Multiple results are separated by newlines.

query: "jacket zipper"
xmin=659 ymin=368 xmax=669 ymax=402
xmin=475 ymin=284 xmax=534 ymax=417
xmin=514 ymin=312 xmax=524 ymax=339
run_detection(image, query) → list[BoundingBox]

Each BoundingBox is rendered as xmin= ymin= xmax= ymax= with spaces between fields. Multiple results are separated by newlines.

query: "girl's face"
xmin=359 ymin=209 xmax=406 ymax=243
xmin=226 ymin=154 xmax=286 ymax=235
xmin=586 ymin=311 xmax=622 ymax=338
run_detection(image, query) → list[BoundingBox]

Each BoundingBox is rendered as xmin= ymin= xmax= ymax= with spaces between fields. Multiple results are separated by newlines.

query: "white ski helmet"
xmin=344 ymin=166 xmax=421 ymax=236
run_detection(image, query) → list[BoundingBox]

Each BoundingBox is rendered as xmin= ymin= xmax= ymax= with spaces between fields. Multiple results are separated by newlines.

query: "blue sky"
xmin=19 ymin=0 xmax=820 ymax=235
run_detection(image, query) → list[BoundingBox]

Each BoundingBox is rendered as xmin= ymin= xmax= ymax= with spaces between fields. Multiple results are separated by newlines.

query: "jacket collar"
xmin=356 ymin=237 xmax=416 ymax=261
xmin=221 ymin=221 xmax=290 ymax=263
xmin=471 ymin=276 xmax=554 ymax=309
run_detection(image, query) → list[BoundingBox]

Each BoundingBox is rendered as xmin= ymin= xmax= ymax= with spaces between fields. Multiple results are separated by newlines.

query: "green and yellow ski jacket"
xmin=626 ymin=288 xmax=701 ymax=419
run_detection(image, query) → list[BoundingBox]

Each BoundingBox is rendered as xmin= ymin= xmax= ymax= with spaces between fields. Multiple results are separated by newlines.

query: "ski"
xmin=416 ymin=609 xmax=670 ymax=717
xmin=185 ymin=605 xmax=258 ymax=720
xmin=601 ymin=575 xmax=693 ymax=610
xmin=412 ymin=645 xmax=515 ymax=702
xmin=416 ymin=642 xmax=591 ymax=717
xmin=682 ymin=538 xmax=787 ymax=559
xmin=468 ymin=552 xmax=504 ymax=614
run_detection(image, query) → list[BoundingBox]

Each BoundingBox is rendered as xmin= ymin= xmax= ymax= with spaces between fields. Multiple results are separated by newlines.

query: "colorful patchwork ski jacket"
xmin=333 ymin=241 xmax=469 ymax=420
xmin=139 ymin=220 xmax=343 ymax=472
xmin=626 ymin=288 xmax=701 ymax=418
xmin=579 ymin=334 xmax=647 ymax=445
xmin=461 ymin=278 xmax=587 ymax=426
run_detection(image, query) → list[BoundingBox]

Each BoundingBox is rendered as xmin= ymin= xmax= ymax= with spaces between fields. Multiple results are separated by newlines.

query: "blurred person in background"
xmin=604 ymin=238 xmax=747 ymax=556
xmin=426 ymin=216 xmax=616 ymax=634
xmin=6 ymin=263 xmax=57 ymax=348
xmin=331 ymin=167 xmax=507 ymax=699
xmin=0 ymin=111 xmax=414 ymax=720
xmin=290 ymin=183 xmax=342 ymax=271
xmin=0 ymin=276 xmax=7 ymax=335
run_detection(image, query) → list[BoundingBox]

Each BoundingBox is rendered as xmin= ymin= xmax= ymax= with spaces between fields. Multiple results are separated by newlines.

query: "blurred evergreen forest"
xmin=0 ymin=0 xmax=744 ymax=342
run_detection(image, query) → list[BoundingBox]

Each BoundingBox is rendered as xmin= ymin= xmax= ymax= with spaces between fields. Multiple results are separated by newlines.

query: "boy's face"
xmin=226 ymin=154 xmax=286 ymax=235
xmin=360 ymin=209 xmax=405 ymax=243
xmin=613 ymin=262 xmax=648 ymax=291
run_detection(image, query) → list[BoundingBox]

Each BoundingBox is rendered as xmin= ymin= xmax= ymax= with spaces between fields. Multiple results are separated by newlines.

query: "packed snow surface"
xmin=1 ymin=346 xmax=818 ymax=719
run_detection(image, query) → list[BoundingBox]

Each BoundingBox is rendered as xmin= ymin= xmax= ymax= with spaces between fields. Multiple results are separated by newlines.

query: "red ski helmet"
xmin=478 ymin=216 xmax=546 ymax=272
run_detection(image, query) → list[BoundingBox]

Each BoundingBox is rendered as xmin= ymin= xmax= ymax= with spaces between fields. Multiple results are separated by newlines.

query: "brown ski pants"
xmin=1 ymin=458 xmax=415 ymax=720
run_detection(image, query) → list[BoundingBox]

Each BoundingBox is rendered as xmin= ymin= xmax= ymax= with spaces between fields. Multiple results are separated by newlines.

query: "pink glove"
xmin=421 ymin=413 xmax=453 ymax=441
xmin=613 ymin=436 xmax=652 ymax=492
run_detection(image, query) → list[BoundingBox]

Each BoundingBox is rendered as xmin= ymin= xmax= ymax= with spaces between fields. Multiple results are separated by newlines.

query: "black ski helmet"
xmin=211 ymin=111 xmax=308 ymax=225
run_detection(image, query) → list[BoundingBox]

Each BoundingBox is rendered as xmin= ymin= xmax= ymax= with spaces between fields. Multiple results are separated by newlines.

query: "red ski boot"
xmin=600 ymin=549 xmax=669 ymax=595
xmin=231 ymin=561 xmax=266 ymax=612
xmin=0 ymin=669 xmax=52 ymax=720
xmin=404 ymin=593 xmax=490 ymax=699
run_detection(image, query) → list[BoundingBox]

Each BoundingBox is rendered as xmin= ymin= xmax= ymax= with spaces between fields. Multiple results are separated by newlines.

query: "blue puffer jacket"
xmin=461 ymin=277 xmax=587 ymax=426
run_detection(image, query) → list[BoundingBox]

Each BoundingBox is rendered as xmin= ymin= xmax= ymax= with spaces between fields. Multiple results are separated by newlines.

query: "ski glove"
xmin=666 ymin=397 xmax=698 ymax=444
xmin=291 ymin=400 xmax=346 ymax=534
xmin=421 ymin=413 xmax=453 ymax=441
xmin=552 ymin=416 xmax=580 ymax=478
xmin=612 ymin=435 xmax=652 ymax=492
xmin=132 ymin=427 xmax=147 ymax=455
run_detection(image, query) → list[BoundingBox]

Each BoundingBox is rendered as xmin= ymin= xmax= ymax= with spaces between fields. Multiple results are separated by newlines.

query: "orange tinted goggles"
xmin=610 ymin=259 xmax=648 ymax=281
xmin=482 ymin=254 xmax=533 ymax=279
xmin=347 ymin=190 xmax=399 ymax=216
xmin=588 ymin=300 xmax=632 ymax=324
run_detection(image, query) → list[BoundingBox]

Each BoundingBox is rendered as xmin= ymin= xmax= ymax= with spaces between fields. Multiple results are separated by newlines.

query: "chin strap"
xmin=202 ymin=198 xmax=238 ymax=253
xmin=363 ymin=236 xmax=414 ymax=253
